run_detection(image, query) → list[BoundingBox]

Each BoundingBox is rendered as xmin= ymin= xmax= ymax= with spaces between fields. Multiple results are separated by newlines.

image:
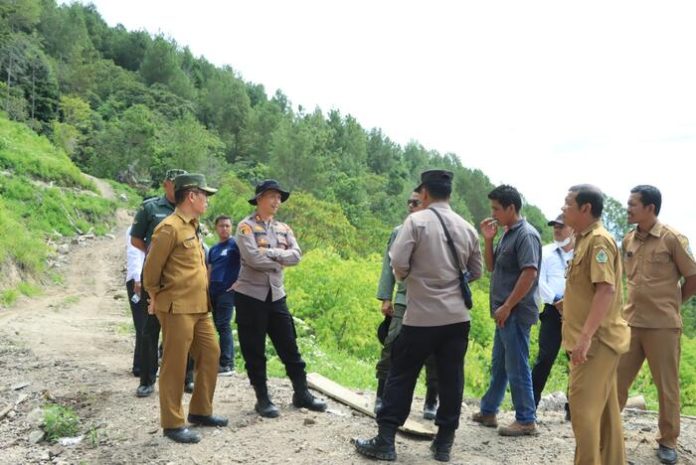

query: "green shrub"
xmin=43 ymin=404 xmax=80 ymax=441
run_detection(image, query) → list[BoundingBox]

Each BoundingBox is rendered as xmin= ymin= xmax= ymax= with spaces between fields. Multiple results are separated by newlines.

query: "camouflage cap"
xmin=164 ymin=169 xmax=188 ymax=181
xmin=173 ymin=173 xmax=217 ymax=195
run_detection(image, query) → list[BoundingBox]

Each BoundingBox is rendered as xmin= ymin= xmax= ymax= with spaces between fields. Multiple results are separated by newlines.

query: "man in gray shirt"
xmin=472 ymin=185 xmax=542 ymax=437
xmin=354 ymin=169 xmax=483 ymax=463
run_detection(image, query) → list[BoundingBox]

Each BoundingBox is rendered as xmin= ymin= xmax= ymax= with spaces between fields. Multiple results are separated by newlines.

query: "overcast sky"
xmin=70 ymin=0 xmax=696 ymax=242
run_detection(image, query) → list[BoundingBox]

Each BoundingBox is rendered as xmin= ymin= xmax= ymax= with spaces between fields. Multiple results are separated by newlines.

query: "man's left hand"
xmin=571 ymin=336 xmax=592 ymax=365
xmin=147 ymin=294 xmax=156 ymax=315
xmin=494 ymin=303 xmax=512 ymax=328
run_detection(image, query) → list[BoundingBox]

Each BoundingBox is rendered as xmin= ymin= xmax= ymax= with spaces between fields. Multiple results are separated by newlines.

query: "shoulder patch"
xmin=595 ymin=248 xmax=609 ymax=264
xmin=240 ymin=223 xmax=252 ymax=235
xmin=679 ymin=235 xmax=694 ymax=259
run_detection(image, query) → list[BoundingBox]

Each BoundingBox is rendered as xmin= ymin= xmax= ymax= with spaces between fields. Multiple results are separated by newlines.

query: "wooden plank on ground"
xmin=307 ymin=372 xmax=436 ymax=438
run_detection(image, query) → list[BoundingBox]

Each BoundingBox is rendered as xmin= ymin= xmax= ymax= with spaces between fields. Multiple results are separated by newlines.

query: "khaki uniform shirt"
xmin=142 ymin=209 xmax=210 ymax=314
xmin=390 ymin=202 xmax=483 ymax=327
xmin=232 ymin=213 xmax=301 ymax=302
xmin=623 ymin=221 xmax=696 ymax=329
xmin=562 ymin=221 xmax=629 ymax=354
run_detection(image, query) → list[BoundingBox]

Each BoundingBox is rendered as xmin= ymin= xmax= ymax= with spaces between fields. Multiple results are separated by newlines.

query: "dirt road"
xmin=0 ymin=207 xmax=694 ymax=464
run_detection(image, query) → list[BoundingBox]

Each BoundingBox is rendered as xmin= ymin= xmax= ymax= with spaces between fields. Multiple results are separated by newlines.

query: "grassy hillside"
xmin=0 ymin=113 xmax=124 ymax=305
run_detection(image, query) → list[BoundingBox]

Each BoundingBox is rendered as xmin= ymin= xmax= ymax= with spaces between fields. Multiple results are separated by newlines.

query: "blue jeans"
xmin=480 ymin=311 xmax=536 ymax=424
xmin=211 ymin=291 xmax=235 ymax=368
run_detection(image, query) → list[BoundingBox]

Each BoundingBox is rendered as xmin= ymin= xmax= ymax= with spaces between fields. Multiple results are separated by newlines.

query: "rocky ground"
xmin=1 ymin=199 xmax=695 ymax=464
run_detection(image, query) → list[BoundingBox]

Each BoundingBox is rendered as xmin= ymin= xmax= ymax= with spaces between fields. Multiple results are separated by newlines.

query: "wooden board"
xmin=307 ymin=372 xmax=436 ymax=438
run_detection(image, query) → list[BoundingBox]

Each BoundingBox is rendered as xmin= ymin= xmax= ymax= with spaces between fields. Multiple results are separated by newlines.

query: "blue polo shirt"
xmin=489 ymin=219 xmax=542 ymax=325
xmin=208 ymin=238 xmax=241 ymax=296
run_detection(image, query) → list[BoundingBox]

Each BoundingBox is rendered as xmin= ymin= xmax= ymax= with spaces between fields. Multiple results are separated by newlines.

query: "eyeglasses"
xmin=407 ymin=200 xmax=421 ymax=206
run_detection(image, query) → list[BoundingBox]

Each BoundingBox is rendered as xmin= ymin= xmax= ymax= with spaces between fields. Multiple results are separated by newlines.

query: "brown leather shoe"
xmin=471 ymin=411 xmax=498 ymax=428
xmin=497 ymin=421 xmax=539 ymax=437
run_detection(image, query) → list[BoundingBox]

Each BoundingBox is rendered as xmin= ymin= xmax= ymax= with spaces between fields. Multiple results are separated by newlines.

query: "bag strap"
xmin=429 ymin=207 xmax=463 ymax=273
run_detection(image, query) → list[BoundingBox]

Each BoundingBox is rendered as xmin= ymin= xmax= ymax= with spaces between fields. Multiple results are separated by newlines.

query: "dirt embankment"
xmin=0 ymin=208 xmax=694 ymax=465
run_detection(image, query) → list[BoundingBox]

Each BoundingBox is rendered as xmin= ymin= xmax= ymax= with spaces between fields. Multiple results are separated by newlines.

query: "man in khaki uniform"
xmin=617 ymin=185 xmax=696 ymax=465
xmin=561 ymin=184 xmax=630 ymax=465
xmin=143 ymin=174 xmax=227 ymax=444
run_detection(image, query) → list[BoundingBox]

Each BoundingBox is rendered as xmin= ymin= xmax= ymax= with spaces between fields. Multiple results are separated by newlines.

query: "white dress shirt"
xmin=538 ymin=243 xmax=573 ymax=305
xmin=125 ymin=226 xmax=145 ymax=283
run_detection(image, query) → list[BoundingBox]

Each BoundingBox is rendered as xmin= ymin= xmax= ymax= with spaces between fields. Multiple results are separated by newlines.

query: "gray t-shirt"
xmin=489 ymin=219 xmax=542 ymax=325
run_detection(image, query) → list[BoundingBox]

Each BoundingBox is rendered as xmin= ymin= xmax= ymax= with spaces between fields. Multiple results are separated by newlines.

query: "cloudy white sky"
xmin=71 ymin=0 xmax=696 ymax=242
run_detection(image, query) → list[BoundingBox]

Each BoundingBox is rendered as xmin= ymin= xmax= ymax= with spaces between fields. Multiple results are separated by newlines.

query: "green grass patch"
xmin=0 ymin=288 xmax=19 ymax=307
xmin=18 ymin=282 xmax=41 ymax=297
xmin=43 ymin=404 xmax=80 ymax=441
xmin=0 ymin=114 xmax=94 ymax=190
xmin=61 ymin=295 xmax=81 ymax=306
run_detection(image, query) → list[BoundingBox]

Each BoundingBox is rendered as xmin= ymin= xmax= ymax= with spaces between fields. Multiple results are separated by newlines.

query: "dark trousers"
xmin=235 ymin=291 xmax=306 ymax=387
xmin=211 ymin=291 xmax=235 ymax=368
xmin=378 ymin=322 xmax=470 ymax=431
xmin=126 ymin=280 xmax=148 ymax=374
xmin=532 ymin=304 xmax=563 ymax=406
xmin=375 ymin=304 xmax=438 ymax=389
xmin=137 ymin=290 xmax=194 ymax=387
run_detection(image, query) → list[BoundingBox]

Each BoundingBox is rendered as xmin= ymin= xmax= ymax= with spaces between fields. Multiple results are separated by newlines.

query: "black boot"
xmin=423 ymin=384 xmax=438 ymax=420
xmin=292 ymin=378 xmax=327 ymax=412
xmin=374 ymin=379 xmax=386 ymax=415
xmin=430 ymin=428 xmax=455 ymax=462
xmin=253 ymin=384 xmax=279 ymax=418
xmin=353 ymin=424 xmax=397 ymax=461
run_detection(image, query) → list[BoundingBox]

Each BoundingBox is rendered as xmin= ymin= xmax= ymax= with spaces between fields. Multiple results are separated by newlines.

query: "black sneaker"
xmin=163 ymin=427 xmax=200 ymax=444
xmin=657 ymin=444 xmax=678 ymax=464
xmin=218 ymin=366 xmax=234 ymax=376
xmin=136 ymin=384 xmax=154 ymax=398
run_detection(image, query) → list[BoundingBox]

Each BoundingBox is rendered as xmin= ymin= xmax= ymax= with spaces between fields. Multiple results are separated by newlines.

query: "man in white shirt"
xmin=125 ymin=226 xmax=146 ymax=377
xmin=531 ymin=214 xmax=574 ymax=410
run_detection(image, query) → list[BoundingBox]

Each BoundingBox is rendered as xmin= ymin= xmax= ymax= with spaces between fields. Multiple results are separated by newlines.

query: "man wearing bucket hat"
xmin=354 ymin=169 xmax=482 ymax=462
xmin=531 ymin=214 xmax=574 ymax=416
xmin=233 ymin=179 xmax=327 ymax=418
xmin=374 ymin=189 xmax=440 ymax=420
xmin=130 ymin=169 xmax=195 ymax=398
xmin=143 ymin=173 xmax=227 ymax=444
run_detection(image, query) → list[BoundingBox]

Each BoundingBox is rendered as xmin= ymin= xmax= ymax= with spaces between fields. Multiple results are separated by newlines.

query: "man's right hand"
xmin=480 ymin=218 xmax=498 ymax=240
xmin=554 ymin=299 xmax=564 ymax=314
xmin=134 ymin=281 xmax=142 ymax=296
xmin=381 ymin=300 xmax=394 ymax=317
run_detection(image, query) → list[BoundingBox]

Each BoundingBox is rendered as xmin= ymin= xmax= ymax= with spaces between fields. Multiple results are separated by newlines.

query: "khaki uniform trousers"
xmin=157 ymin=311 xmax=220 ymax=429
xmin=617 ymin=327 xmax=681 ymax=448
xmin=569 ymin=340 xmax=626 ymax=465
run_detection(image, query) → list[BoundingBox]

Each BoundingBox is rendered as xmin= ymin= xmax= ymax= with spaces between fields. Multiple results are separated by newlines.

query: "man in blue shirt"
xmin=208 ymin=215 xmax=241 ymax=375
xmin=472 ymin=185 xmax=542 ymax=437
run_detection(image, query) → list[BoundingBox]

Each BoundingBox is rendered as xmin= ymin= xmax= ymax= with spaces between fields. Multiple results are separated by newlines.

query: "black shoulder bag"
xmin=429 ymin=208 xmax=474 ymax=309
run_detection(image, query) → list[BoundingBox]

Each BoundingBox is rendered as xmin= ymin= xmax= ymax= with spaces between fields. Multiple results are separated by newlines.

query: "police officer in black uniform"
xmin=233 ymin=180 xmax=327 ymax=418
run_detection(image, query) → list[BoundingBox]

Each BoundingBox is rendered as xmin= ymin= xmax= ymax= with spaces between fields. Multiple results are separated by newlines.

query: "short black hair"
xmin=488 ymin=185 xmax=522 ymax=212
xmin=174 ymin=187 xmax=195 ymax=205
xmin=214 ymin=215 xmax=232 ymax=225
xmin=631 ymin=185 xmax=662 ymax=216
xmin=423 ymin=182 xmax=451 ymax=200
xmin=569 ymin=184 xmax=604 ymax=218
